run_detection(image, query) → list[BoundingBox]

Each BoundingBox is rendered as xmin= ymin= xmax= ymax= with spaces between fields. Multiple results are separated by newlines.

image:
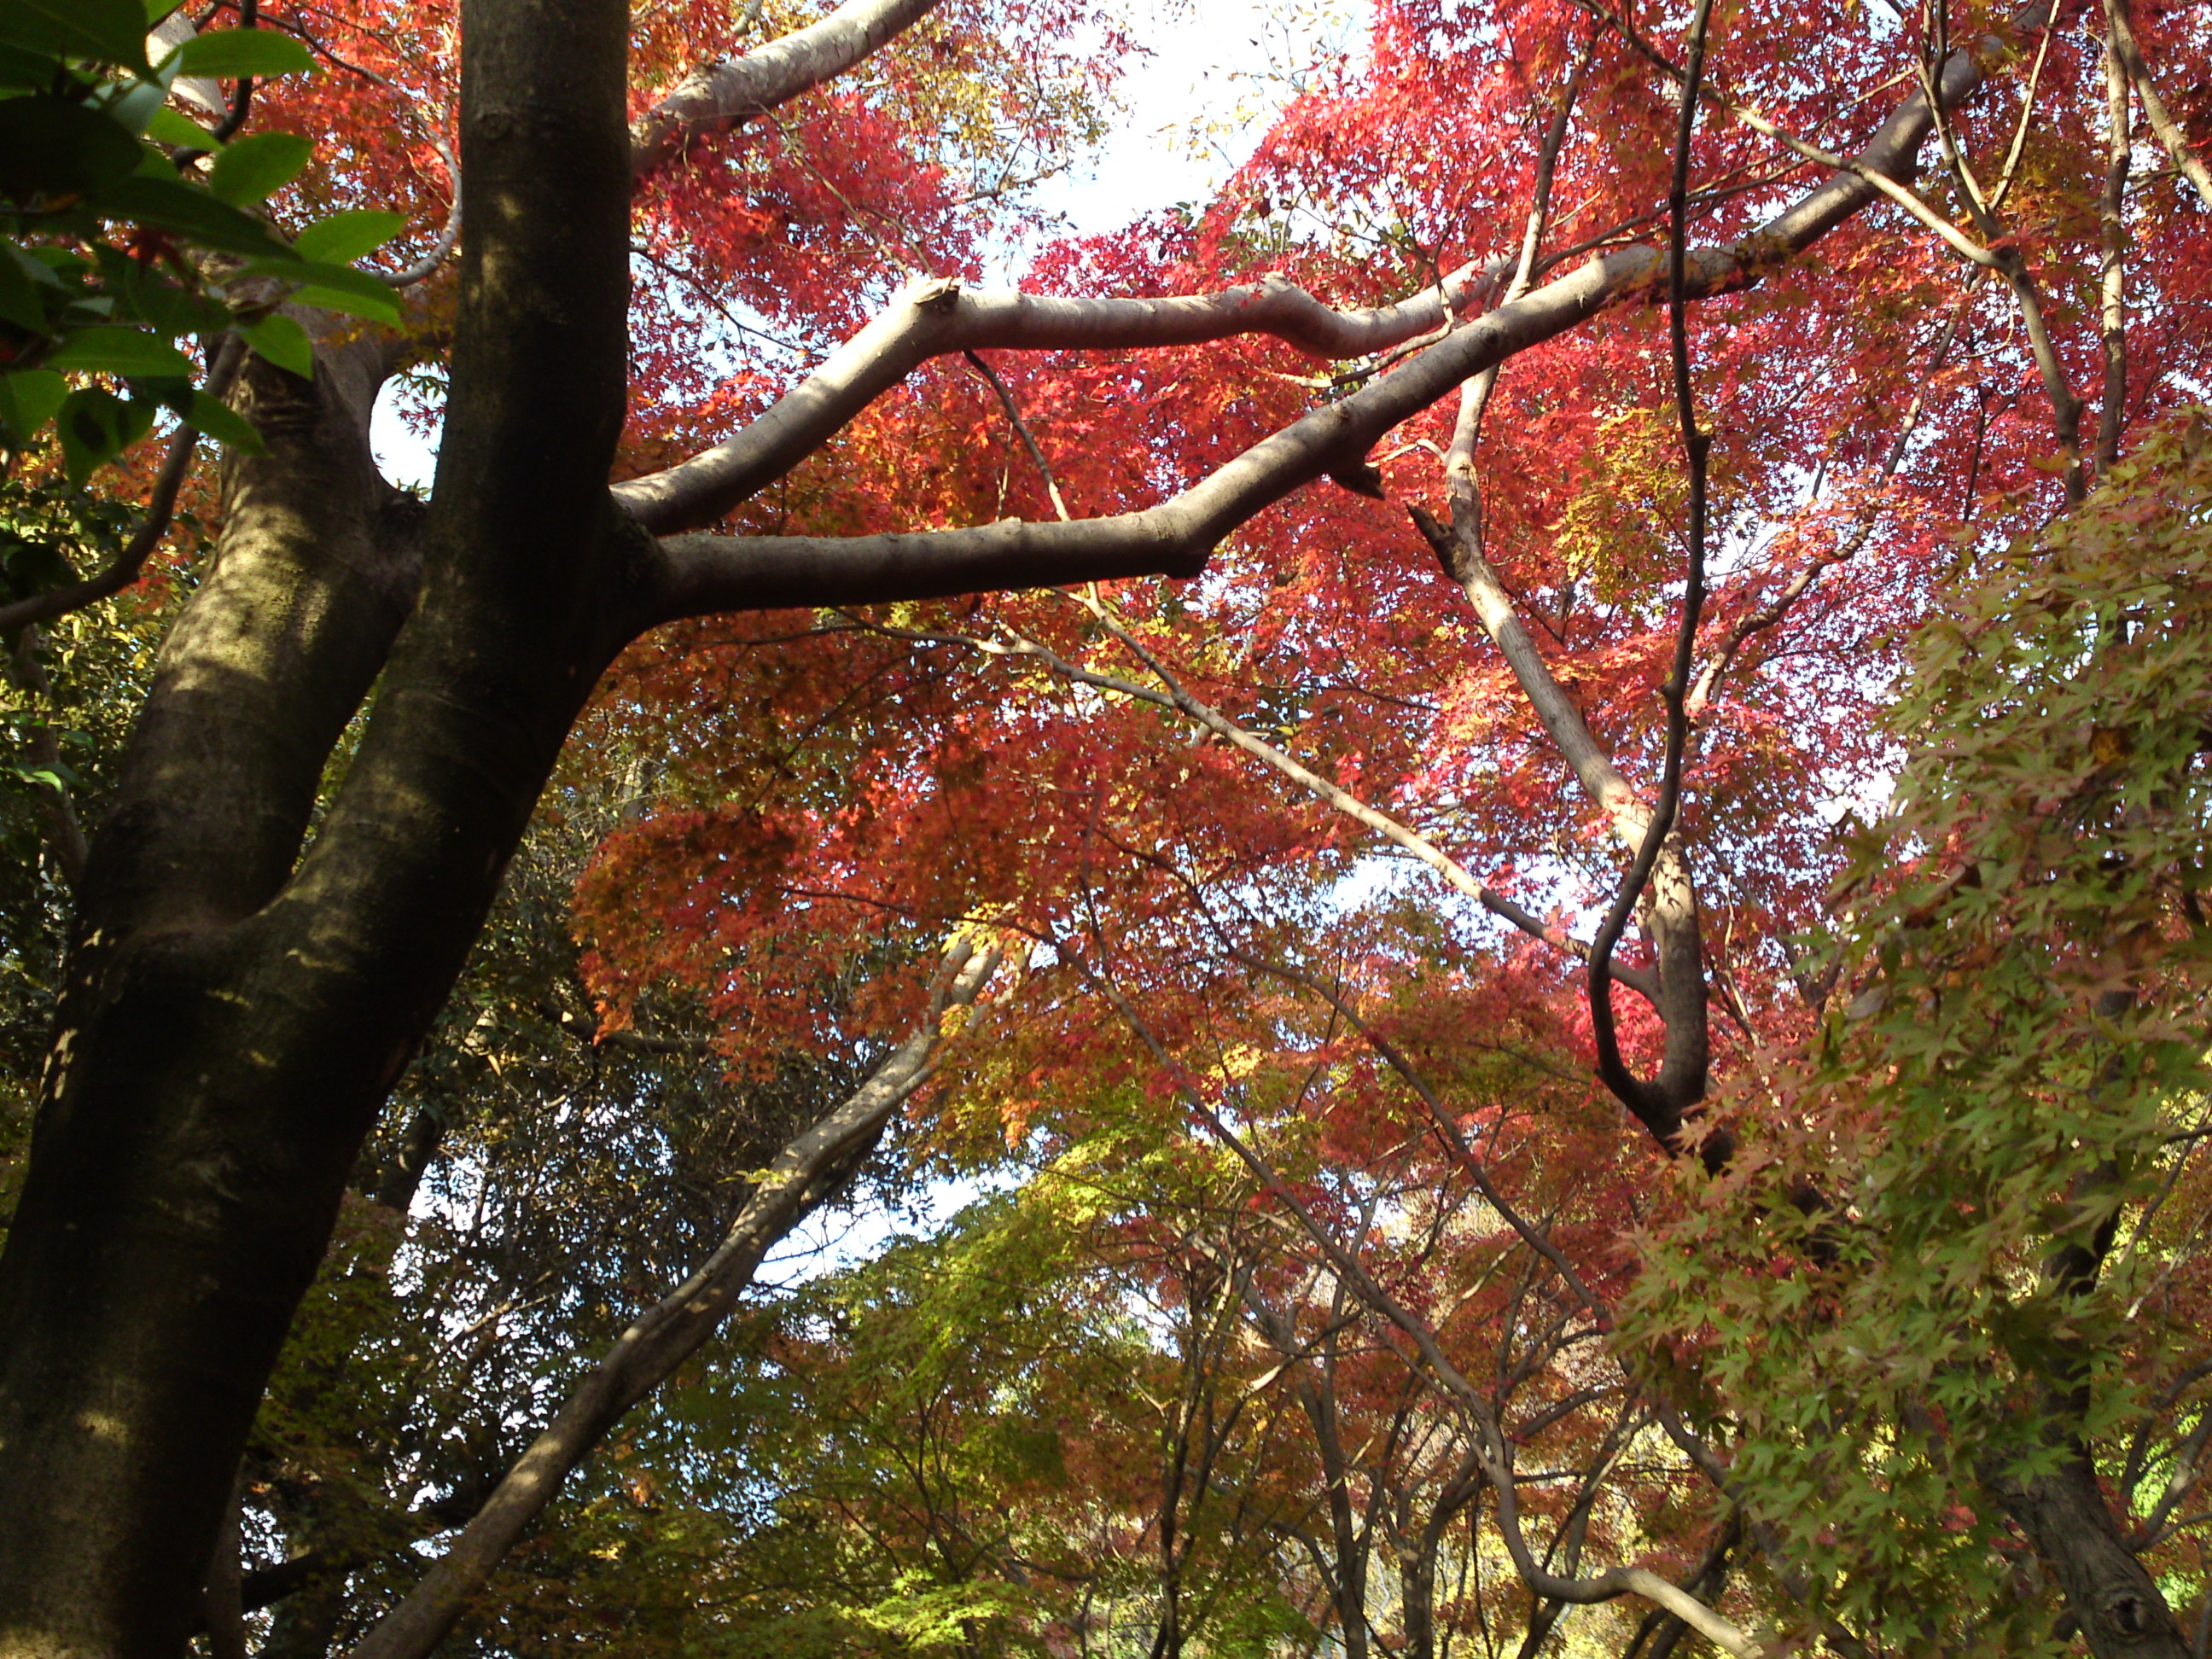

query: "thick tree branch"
xmin=614 ymin=265 xmax=1517 ymax=533
xmin=346 ymin=943 xmax=999 ymax=1659
xmin=2102 ymin=0 xmax=2212 ymax=207
xmin=629 ymin=0 xmax=949 ymax=181
xmin=637 ymin=18 xmax=2006 ymax=620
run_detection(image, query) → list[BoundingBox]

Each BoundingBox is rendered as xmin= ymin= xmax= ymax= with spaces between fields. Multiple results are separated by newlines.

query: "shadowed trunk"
xmin=1987 ymin=1452 xmax=2189 ymax=1659
xmin=0 ymin=0 xmax=639 ymax=1650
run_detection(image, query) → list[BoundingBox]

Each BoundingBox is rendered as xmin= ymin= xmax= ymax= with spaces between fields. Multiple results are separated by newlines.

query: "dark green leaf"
xmin=0 ymin=98 xmax=143 ymax=201
xmin=293 ymin=209 xmax=407 ymax=266
xmin=207 ymin=131 xmax=311 ymax=205
xmin=0 ymin=44 xmax=61 ymax=90
xmin=2 ymin=538 xmax=79 ymax=598
xmin=238 ymin=311 xmax=311 ymax=377
xmin=171 ymin=29 xmax=317 ymax=79
xmin=119 ymin=260 xmax=223 ymax=339
xmin=55 ymin=385 xmax=153 ymax=482
xmin=0 ymin=0 xmax=153 ymax=73
xmin=0 ymin=370 xmax=67 ymax=445
xmin=45 ymin=325 xmax=193 ymax=377
xmin=96 ymin=176 xmax=294 ymax=256
xmin=284 ymin=260 xmax=400 ymax=323
xmin=0 ymin=246 xmax=47 ymax=333
xmin=182 ymin=387 xmax=261 ymax=453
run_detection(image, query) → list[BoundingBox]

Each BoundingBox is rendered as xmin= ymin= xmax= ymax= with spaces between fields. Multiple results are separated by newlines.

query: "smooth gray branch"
xmin=345 ymin=942 xmax=999 ymax=1659
xmin=630 ymin=0 xmax=950 ymax=179
xmin=615 ymin=265 xmax=1516 ymax=533
xmin=638 ymin=27 xmax=2001 ymax=614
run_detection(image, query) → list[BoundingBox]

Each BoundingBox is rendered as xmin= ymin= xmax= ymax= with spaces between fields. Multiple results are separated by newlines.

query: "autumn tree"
xmin=3 ymin=0 xmax=2212 ymax=1653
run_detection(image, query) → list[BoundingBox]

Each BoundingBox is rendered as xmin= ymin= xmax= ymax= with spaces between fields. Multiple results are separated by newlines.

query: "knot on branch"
xmin=904 ymin=275 xmax=962 ymax=313
xmin=1328 ymin=456 xmax=1386 ymax=498
xmin=1406 ymin=502 xmax=1472 ymax=585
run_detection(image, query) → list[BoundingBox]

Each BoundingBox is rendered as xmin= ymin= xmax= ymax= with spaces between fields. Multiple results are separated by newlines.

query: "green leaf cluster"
xmin=0 ymin=3 xmax=405 ymax=479
xmin=1623 ymin=411 xmax=2212 ymax=1653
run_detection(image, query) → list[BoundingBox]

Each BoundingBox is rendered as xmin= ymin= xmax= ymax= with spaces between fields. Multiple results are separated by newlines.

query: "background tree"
xmin=2 ymin=0 xmax=2210 ymax=1653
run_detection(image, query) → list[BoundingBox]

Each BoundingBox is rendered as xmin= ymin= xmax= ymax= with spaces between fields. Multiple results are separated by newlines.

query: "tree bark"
xmin=1986 ymin=1453 xmax=2190 ymax=1659
xmin=0 ymin=0 xmax=637 ymax=1650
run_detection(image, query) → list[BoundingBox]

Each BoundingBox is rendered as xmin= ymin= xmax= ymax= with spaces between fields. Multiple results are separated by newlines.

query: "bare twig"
xmin=964 ymin=349 xmax=1071 ymax=521
xmin=1686 ymin=276 xmax=1979 ymax=718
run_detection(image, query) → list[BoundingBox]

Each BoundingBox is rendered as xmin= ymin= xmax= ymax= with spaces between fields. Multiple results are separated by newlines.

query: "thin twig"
xmin=963 ymin=349 xmax=1070 ymax=521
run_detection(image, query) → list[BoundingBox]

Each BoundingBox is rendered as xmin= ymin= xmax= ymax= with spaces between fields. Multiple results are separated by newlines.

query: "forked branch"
xmin=1584 ymin=0 xmax=1714 ymax=1144
xmin=639 ymin=19 xmax=2005 ymax=621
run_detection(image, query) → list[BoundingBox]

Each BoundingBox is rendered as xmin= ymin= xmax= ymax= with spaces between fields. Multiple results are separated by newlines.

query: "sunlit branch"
xmin=345 ymin=943 xmax=999 ymax=1659
xmin=2103 ymin=0 xmax=2212 ymax=208
xmin=629 ymin=0 xmax=952 ymax=181
xmin=1444 ymin=26 xmax=1596 ymax=490
xmin=1598 ymin=0 xmax=2089 ymax=503
xmin=2096 ymin=6 xmax=2132 ymax=475
xmin=1588 ymin=0 xmax=2024 ymax=265
xmin=1407 ymin=499 xmax=1709 ymax=1138
xmin=639 ymin=14 xmax=2005 ymax=624
xmin=1072 ymin=591 xmax=1668 ymax=992
xmin=1987 ymin=13 xmax=2058 ymax=214
xmin=1899 ymin=6 xmax=2088 ymax=500
xmin=385 ymin=123 xmax=461 ymax=288
xmin=616 ymin=265 xmax=1517 ymax=533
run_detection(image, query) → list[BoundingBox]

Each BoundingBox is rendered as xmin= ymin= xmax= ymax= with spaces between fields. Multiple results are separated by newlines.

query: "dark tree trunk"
xmin=0 ymin=0 xmax=642 ymax=1651
xmin=1988 ymin=1451 xmax=2192 ymax=1658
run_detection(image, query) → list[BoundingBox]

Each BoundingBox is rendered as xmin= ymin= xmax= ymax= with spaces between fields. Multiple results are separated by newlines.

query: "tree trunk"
xmin=0 ymin=0 xmax=640 ymax=1650
xmin=1988 ymin=1451 xmax=2191 ymax=1658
